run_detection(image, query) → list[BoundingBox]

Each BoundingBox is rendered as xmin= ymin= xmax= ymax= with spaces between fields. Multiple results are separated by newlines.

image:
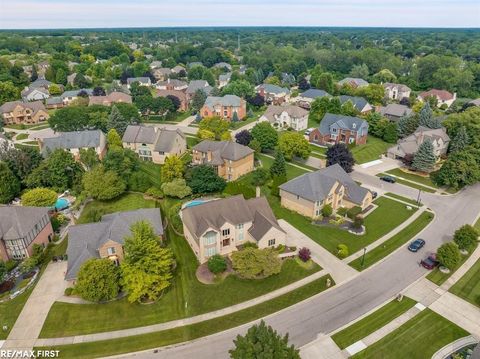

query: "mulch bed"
xmin=196 ymin=257 xmax=234 ymax=284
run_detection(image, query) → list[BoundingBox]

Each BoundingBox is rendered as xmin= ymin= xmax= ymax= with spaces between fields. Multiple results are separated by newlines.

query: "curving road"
xmin=121 ymin=175 xmax=480 ymax=359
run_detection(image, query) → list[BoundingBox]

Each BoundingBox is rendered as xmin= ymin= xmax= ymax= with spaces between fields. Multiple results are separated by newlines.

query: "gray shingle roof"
xmin=318 ymin=113 xmax=368 ymax=136
xmin=29 ymin=78 xmax=51 ymax=89
xmin=0 ymin=206 xmax=50 ymax=241
xmin=379 ymin=104 xmax=413 ymax=119
xmin=262 ymin=105 xmax=308 ymax=122
xmin=192 ymin=140 xmax=254 ymax=164
xmin=181 ymin=195 xmax=283 ymax=244
xmin=66 ymin=208 xmax=163 ymax=280
xmin=383 ymin=83 xmax=411 ymax=92
xmin=42 ymin=130 xmax=105 ymax=155
xmin=122 ymin=125 xmax=185 ymax=153
xmin=127 ymin=77 xmax=151 ymax=85
xmin=339 ymin=95 xmax=370 ymax=112
xmin=61 ymin=89 xmax=94 ymax=98
xmin=203 ymin=95 xmax=241 ymax=110
xmin=186 ymin=80 xmax=212 ymax=95
xmin=338 ymin=77 xmax=369 ymax=87
xmin=279 ymin=164 xmax=369 ymax=205
xmin=256 ymin=84 xmax=290 ymax=95
xmin=300 ymin=89 xmax=331 ymax=99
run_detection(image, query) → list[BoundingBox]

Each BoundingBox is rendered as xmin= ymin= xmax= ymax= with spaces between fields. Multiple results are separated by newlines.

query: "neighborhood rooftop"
xmin=192 ymin=140 xmax=254 ymax=163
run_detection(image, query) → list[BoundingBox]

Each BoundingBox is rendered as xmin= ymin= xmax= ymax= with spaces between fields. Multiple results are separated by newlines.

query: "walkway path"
xmin=279 ymin=219 xmax=358 ymax=284
xmin=176 ymin=115 xmax=196 ymax=127
xmin=2 ymin=261 xmax=68 ymax=351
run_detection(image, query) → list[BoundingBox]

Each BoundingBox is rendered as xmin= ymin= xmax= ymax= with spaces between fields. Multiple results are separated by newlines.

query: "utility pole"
xmin=416 ymin=189 xmax=422 ymax=205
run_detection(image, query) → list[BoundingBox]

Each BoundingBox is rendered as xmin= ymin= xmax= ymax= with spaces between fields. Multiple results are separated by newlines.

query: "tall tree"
xmin=0 ymin=161 xmax=21 ymax=204
xmin=278 ymin=132 xmax=310 ymax=160
xmin=107 ymin=105 xmax=130 ymax=136
xmin=411 ymin=140 xmax=436 ymax=172
xmin=186 ymin=165 xmax=226 ymax=194
xmin=316 ymin=72 xmax=334 ymax=94
xmin=75 ymin=258 xmax=120 ymax=302
xmin=326 ymin=144 xmax=355 ymax=173
xmin=191 ymin=89 xmax=208 ymax=112
xmin=106 ymin=128 xmax=123 ymax=149
xmin=449 ymin=126 xmax=470 ymax=153
xmin=0 ymin=81 xmax=20 ymax=103
xmin=270 ymin=151 xmax=287 ymax=178
xmin=161 ymin=155 xmax=184 ymax=183
xmin=235 ymin=130 xmax=252 ymax=146
xmin=122 ymin=221 xmax=175 ymax=303
xmin=251 ymin=122 xmax=278 ymax=151
xmin=397 ymin=115 xmax=419 ymax=138
xmin=21 ymin=188 xmax=57 ymax=207
xmin=229 ymin=320 xmax=300 ymax=359
xmin=82 ymin=165 xmax=126 ymax=200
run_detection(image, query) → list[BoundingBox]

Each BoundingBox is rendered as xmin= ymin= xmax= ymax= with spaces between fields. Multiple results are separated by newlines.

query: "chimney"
xmin=256 ymin=186 xmax=261 ymax=198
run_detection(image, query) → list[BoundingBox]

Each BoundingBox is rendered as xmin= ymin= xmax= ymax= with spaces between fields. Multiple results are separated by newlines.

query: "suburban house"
xmin=181 ymin=195 xmax=286 ymax=263
xmin=186 ymin=80 xmax=213 ymax=101
xmin=255 ymin=84 xmax=290 ymax=105
xmin=67 ymin=73 xmax=92 ymax=86
xmin=279 ymin=164 xmax=373 ymax=218
xmin=155 ymin=79 xmax=188 ymax=91
xmin=417 ymin=89 xmax=456 ymax=108
xmin=122 ymin=125 xmax=186 ymax=164
xmin=378 ymin=104 xmax=413 ymax=122
xmin=201 ymin=95 xmax=246 ymax=121
xmin=45 ymin=97 xmax=65 ymax=109
xmin=127 ymin=77 xmax=152 ymax=88
xmin=383 ymin=83 xmax=411 ymax=101
xmin=40 ymin=130 xmax=107 ymax=159
xmin=309 ymin=113 xmax=369 ymax=146
xmin=259 ymin=105 xmax=309 ymax=131
xmin=0 ymin=207 xmax=54 ymax=261
xmin=339 ymin=95 xmax=373 ymax=114
xmin=65 ymin=208 xmax=163 ymax=281
xmin=21 ymin=87 xmax=50 ymax=102
xmin=192 ymin=140 xmax=254 ymax=181
xmin=387 ymin=126 xmax=450 ymax=160
xmin=150 ymin=61 xmax=163 ymax=70
xmin=0 ymin=101 xmax=49 ymax=125
xmin=212 ymin=62 xmax=232 ymax=71
xmin=295 ymin=89 xmax=331 ymax=109
xmin=337 ymin=77 xmax=369 ymax=89
xmin=218 ymin=72 xmax=232 ymax=88
xmin=61 ymin=89 xmax=94 ymax=106
xmin=88 ymin=92 xmax=132 ymax=106
xmin=155 ymin=90 xmax=188 ymax=111
xmin=171 ymin=65 xmax=186 ymax=74
xmin=152 ymin=68 xmax=172 ymax=81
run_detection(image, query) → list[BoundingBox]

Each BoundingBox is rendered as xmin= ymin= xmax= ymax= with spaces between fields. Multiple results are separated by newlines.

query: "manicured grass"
xmin=229 ymin=116 xmax=258 ymax=130
xmin=15 ymin=133 xmax=29 ymax=140
xmin=349 ymin=211 xmax=434 ymax=270
xmin=427 ymin=242 xmax=478 ymax=286
xmin=384 ymin=192 xmax=420 ymax=206
xmin=0 ymin=284 xmax=34 ymax=340
xmin=36 ymin=274 xmax=333 ymax=359
xmin=138 ymin=161 xmax=162 ymax=188
xmin=376 ymin=174 xmax=436 ymax=193
xmin=310 ymin=151 xmax=326 ymax=159
xmin=77 ymin=193 xmax=157 ymax=224
xmin=29 ymin=123 xmax=51 ymax=130
xmin=386 ymin=168 xmax=436 ymax=188
xmin=309 ymin=143 xmax=327 ymax=154
xmin=5 ymin=123 xmax=44 ymax=130
xmin=331 ymin=297 xmax=417 ymax=349
xmin=351 ymin=309 xmax=469 ymax=359
xmin=351 ymin=136 xmax=391 ymax=164
xmin=257 ymin=153 xmax=311 ymax=180
xmin=449 ymin=255 xmax=480 ymax=308
xmin=14 ymin=143 xmax=39 ymax=151
xmin=186 ymin=135 xmax=200 ymax=148
xmin=40 ymin=197 xmax=320 ymax=337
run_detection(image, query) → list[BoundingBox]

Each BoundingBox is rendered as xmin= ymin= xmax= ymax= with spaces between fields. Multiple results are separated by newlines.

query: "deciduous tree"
xmin=21 ymin=188 xmax=57 ymax=207
xmin=161 ymin=155 xmax=184 ymax=183
xmin=186 ymin=165 xmax=226 ymax=194
xmin=75 ymin=258 xmax=120 ymax=302
xmin=251 ymin=122 xmax=278 ymax=151
xmin=161 ymin=178 xmax=192 ymax=199
xmin=326 ymin=144 xmax=355 ymax=173
xmin=278 ymin=132 xmax=310 ymax=160
xmin=0 ymin=161 xmax=20 ymax=204
xmin=82 ymin=165 xmax=126 ymax=200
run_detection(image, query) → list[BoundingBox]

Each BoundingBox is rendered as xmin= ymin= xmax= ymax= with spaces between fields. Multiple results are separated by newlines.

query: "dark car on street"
xmin=380 ymin=175 xmax=396 ymax=183
xmin=421 ymin=254 xmax=439 ymax=270
xmin=408 ymin=239 xmax=425 ymax=252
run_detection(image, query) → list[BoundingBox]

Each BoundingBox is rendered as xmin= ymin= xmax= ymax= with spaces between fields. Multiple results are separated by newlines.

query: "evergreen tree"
xmin=411 ymin=139 xmax=436 ymax=172
xmin=383 ymin=122 xmax=398 ymax=143
xmin=449 ymin=126 xmax=470 ymax=153
xmin=106 ymin=129 xmax=123 ymax=149
xmin=0 ymin=161 xmax=21 ymax=204
xmin=232 ymin=111 xmax=239 ymax=122
xmin=418 ymin=102 xmax=441 ymax=129
xmin=30 ymin=65 xmax=38 ymax=82
xmin=55 ymin=68 xmax=67 ymax=85
xmin=270 ymin=151 xmax=287 ymax=178
xmin=397 ymin=115 xmax=419 ymax=138
xmin=229 ymin=320 xmax=300 ymax=359
xmin=107 ymin=105 xmax=130 ymax=136
xmin=191 ymin=89 xmax=207 ymax=112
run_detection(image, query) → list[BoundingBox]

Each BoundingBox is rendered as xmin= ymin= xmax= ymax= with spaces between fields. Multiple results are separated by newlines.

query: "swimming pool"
xmin=55 ymin=198 xmax=70 ymax=211
xmin=183 ymin=200 xmax=206 ymax=209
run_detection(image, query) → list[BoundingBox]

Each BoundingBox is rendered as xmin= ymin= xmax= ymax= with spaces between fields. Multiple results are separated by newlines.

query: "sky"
xmin=0 ymin=0 xmax=479 ymax=29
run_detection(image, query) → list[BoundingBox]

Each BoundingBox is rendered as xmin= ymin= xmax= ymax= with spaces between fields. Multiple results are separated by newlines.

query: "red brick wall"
xmin=26 ymin=221 xmax=54 ymax=257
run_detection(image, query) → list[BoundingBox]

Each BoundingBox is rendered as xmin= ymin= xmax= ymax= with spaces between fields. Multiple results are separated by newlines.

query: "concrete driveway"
xmin=354 ymin=157 xmax=402 ymax=176
xmin=2 ymin=261 xmax=68 ymax=350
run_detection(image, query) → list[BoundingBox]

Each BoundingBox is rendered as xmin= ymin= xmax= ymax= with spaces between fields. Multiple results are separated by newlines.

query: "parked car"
xmin=371 ymin=191 xmax=378 ymax=199
xmin=421 ymin=254 xmax=439 ymax=270
xmin=304 ymin=127 xmax=316 ymax=136
xmin=380 ymin=175 xmax=396 ymax=183
xmin=408 ymin=238 xmax=425 ymax=252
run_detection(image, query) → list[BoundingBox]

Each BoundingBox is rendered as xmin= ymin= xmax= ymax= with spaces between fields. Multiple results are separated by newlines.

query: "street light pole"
xmin=361 ymin=247 xmax=367 ymax=268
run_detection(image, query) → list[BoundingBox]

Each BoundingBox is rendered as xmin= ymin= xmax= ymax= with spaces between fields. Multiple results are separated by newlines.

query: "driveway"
xmin=2 ymin=261 xmax=68 ymax=350
xmin=354 ymin=157 xmax=402 ymax=176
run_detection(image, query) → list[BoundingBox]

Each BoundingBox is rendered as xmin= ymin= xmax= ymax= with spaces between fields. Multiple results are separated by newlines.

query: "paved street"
xmin=117 ymin=178 xmax=480 ymax=359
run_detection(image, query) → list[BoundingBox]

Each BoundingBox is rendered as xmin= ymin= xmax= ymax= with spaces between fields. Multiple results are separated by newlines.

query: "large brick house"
xmin=122 ymin=125 xmax=186 ymax=164
xmin=309 ymin=113 xmax=369 ymax=146
xmin=201 ymin=95 xmax=246 ymax=121
xmin=279 ymin=164 xmax=373 ymax=218
xmin=192 ymin=140 xmax=254 ymax=181
xmin=0 ymin=101 xmax=49 ymax=125
xmin=182 ymin=195 xmax=286 ymax=263
xmin=65 ymin=209 xmax=163 ymax=281
xmin=155 ymin=90 xmax=188 ymax=111
xmin=259 ymin=105 xmax=309 ymax=131
xmin=0 ymin=207 xmax=54 ymax=261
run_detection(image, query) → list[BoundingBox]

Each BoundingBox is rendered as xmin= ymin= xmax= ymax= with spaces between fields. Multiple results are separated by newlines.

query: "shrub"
xmin=347 ymin=206 xmax=362 ymax=220
xmin=5 ymin=260 xmax=18 ymax=272
xmin=436 ymin=242 xmax=461 ymax=270
xmin=161 ymin=179 xmax=192 ymax=199
xmin=21 ymin=188 xmax=57 ymax=207
xmin=321 ymin=204 xmax=333 ymax=217
xmin=337 ymin=244 xmax=349 ymax=259
xmin=75 ymin=258 xmax=120 ymax=302
xmin=298 ymin=247 xmax=311 ymax=262
xmin=232 ymin=247 xmax=282 ymax=279
xmin=276 ymin=244 xmax=286 ymax=253
xmin=19 ymin=258 xmax=37 ymax=274
xmin=207 ymin=254 xmax=227 ymax=274
xmin=337 ymin=207 xmax=348 ymax=217
xmin=453 ymin=224 xmax=478 ymax=252
xmin=145 ymin=187 xmax=163 ymax=199
xmin=353 ymin=215 xmax=364 ymax=229
xmin=64 ymin=287 xmax=73 ymax=296
xmin=242 ymin=241 xmax=258 ymax=249
xmin=223 ymin=181 xmax=256 ymax=199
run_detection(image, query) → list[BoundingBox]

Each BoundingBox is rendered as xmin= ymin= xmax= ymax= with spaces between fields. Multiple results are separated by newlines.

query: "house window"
xmin=315 ymin=209 xmax=320 ymax=216
xmin=204 ymin=231 xmax=217 ymax=245
xmin=268 ymin=239 xmax=276 ymax=246
xmin=332 ymin=128 xmax=337 ymax=132
xmin=349 ymin=137 xmax=355 ymax=144
xmin=222 ymin=229 xmax=230 ymax=236
xmin=206 ymin=247 xmax=217 ymax=257
xmin=237 ymin=223 xmax=244 ymax=229
xmin=222 ymin=238 xmax=230 ymax=247
xmin=107 ymin=247 xmax=116 ymax=255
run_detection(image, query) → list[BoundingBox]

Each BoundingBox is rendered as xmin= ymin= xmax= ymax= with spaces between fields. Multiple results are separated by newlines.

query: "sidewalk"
xmin=279 ymin=219 xmax=358 ymax=284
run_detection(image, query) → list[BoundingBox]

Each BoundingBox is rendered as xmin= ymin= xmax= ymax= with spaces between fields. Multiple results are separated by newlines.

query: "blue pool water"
xmin=184 ymin=200 xmax=206 ymax=208
xmin=55 ymin=198 xmax=70 ymax=210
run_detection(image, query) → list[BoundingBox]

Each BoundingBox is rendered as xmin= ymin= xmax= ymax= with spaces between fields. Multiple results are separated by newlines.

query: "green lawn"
xmin=386 ymin=168 xmax=436 ymax=188
xmin=229 ymin=116 xmax=258 ymax=130
xmin=40 ymin=196 xmax=320 ymax=337
xmin=449 ymin=255 xmax=480 ymax=308
xmin=351 ymin=309 xmax=469 ymax=359
xmin=427 ymin=242 xmax=478 ymax=286
xmin=15 ymin=133 xmax=29 ymax=140
xmin=351 ymin=136 xmax=391 ymax=164
xmin=309 ymin=144 xmax=327 ymax=154
xmin=331 ymin=297 xmax=417 ymax=349
xmin=186 ymin=135 xmax=200 ymax=149
xmin=257 ymin=153 xmax=311 ymax=180
xmin=384 ymin=192 xmax=420 ymax=206
xmin=138 ymin=161 xmax=162 ymax=188
xmin=36 ymin=274 xmax=333 ymax=359
xmin=376 ymin=174 xmax=436 ymax=193
xmin=14 ymin=143 xmax=39 ymax=151
xmin=349 ymin=211 xmax=434 ymax=270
